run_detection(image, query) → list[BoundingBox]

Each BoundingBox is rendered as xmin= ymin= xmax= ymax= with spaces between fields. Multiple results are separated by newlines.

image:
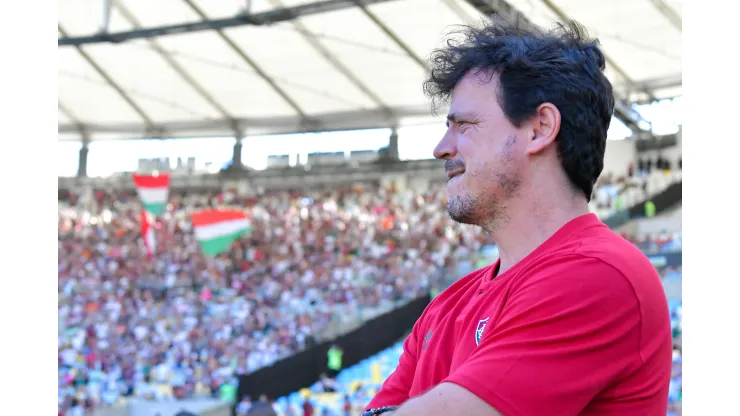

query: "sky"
xmin=58 ymin=97 xmax=683 ymax=178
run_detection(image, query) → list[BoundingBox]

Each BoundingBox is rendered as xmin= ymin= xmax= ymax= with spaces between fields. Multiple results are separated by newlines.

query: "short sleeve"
xmin=444 ymin=256 xmax=642 ymax=416
xmin=365 ymin=307 xmax=427 ymax=409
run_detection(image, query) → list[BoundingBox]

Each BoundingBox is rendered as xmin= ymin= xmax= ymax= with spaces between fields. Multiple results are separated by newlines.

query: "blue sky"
xmin=58 ymin=97 xmax=682 ymax=177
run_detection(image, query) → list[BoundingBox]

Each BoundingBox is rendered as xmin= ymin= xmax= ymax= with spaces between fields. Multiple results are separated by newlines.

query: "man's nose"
xmin=433 ymin=131 xmax=457 ymax=160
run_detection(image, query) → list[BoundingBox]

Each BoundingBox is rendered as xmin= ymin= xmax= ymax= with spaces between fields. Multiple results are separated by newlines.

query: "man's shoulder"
xmin=568 ymin=227 xmax=662 ymax=289
xmin=538 ymin=224 xmax=658 ymax=283
xmin=515 ymin=227 xmax=667 ymax=325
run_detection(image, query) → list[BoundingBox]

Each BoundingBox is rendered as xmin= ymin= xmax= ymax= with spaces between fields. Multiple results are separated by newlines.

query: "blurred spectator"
xmin=314 ymin=373 xmax=339 ymax=393
xmin=645 ymin=200 xmax=657 ymax=217
xmin=247 ymin=394 xmax=278 ymax=416
xmin=327 ymin=345 xmax=344 ymax=378
xmin=343 ymin=394 xmax=352 ymax=416
xmin=68 ymin=399 xmax=84 ymax=416
xmin=302 ymin=397 xmax=314 ymax=416
xmin=237 ymin=396 xmax=253 ymax=415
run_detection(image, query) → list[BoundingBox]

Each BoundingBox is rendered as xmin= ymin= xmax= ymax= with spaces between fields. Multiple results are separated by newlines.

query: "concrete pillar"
xmin=387 ymin=126 xmax=400 ymax=161
xmin=232 ymin=136 xmax=243 ymax=169
xmin=77 ymin=139 xmax=89 ymax=178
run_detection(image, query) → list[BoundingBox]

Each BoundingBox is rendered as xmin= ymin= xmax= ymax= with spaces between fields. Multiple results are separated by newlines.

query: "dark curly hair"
xmin=423 ymin=19 xmax=615 ymax=201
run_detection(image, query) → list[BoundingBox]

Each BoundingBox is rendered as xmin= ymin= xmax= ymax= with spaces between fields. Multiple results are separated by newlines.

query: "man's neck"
xmin=488 ymin=191 xmax=590 ymax=275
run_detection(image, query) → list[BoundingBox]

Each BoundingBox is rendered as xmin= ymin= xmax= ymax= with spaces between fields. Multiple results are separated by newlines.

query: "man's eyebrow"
xmin=446 ymin=112 xmax=478 ymax=125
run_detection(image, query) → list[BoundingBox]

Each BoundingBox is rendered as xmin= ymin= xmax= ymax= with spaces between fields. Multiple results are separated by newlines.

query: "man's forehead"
xmin=449 ymin=73 xmax=499 ymax=117
xmin=459 ymin=69 xmax=496 ymax=87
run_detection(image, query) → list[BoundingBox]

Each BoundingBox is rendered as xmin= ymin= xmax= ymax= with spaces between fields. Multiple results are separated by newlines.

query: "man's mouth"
xmin=446 ymin=169 xmax=465 ymax=180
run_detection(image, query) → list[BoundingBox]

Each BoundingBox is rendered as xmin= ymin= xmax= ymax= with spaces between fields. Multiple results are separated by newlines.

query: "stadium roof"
xmin=58 ymin=0 xmax=682 ymax=142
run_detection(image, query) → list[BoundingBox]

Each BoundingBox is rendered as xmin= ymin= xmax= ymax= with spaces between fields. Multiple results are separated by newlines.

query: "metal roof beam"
xmin=59 ymin=0 xmax=399 ymax=47
xmin=181 ymin=0 xmax=311 ymax=126
xmin=354 ymin=1 xmax=427 ymax=70
xmin=463 ymin=0 xmax=651 ymax=133
xmin=58 ymin=105 xmax=436 ymax=139
xmin=648 ymin=0 xmax=682 ymax=32
xmin=59 ymin=24 xmax=160 ymax=134
xmin=115 ymin=1 xmax=240 ymax=135
xmin=59 ymin=100 xmax=91 ymax=144
xmin=618 ymin=73 xmax=682 ymax=103
xmin=623 ymin=73 xmax=682 ymax=93
xmin=538 ymin=0 xmax=658 ymax=104
xmin=58 ymin=100 xmax=82 ymax=127
xmin=268 ymin=0 xmax=395 ymax=122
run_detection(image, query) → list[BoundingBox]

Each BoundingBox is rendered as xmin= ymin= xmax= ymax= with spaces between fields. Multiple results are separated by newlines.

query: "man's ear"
xmin=526 ymin=102 xmax=561 ymax=155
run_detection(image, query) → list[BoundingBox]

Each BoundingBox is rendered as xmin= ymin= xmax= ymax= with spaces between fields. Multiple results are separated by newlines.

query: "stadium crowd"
xmin=57 ymin=184 xmax=495 ymax=415
xmin=58 ymin=173 xmax=681 ymax=415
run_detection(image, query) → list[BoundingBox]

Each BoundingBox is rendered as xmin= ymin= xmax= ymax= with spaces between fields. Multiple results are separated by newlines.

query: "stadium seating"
xmin=58 ymin=179 xmax=682 ymax=415
xmin=270 ymin=342 xmax=406 ymax=416
xmin=57 ymin=185 xmax=492 ymax=414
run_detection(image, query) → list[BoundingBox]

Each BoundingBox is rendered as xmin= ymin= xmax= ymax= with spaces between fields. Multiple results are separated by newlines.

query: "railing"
xmin=316 ymin=299 xmax=412 ymax=342
xmin=86 ymin=398 xmax=231 ymax=416
xmin=312 ymin=260 xmax=480 ymax=343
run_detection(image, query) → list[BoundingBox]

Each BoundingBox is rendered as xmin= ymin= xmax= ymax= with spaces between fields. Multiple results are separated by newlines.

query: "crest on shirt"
xmin=421 ymin=330 xmax=433 ymax=351
xmin=475 ymin=317 xmax=489 ymax=346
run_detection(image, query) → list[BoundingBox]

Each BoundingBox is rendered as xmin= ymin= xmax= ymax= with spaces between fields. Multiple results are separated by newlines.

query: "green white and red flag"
xmin=192 ymin=209 xmax=252 ymax=256
xmin=132 ymin=173 xmax=170 ymax=216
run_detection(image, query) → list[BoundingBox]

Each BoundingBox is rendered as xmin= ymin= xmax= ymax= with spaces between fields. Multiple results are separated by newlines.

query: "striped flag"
xmin=192 ymin=209 xmax=252 ymax=256
xmin=140 ymin=209 xmax=156 ymax=259
xmin=132 ymin=173 xmax=170 ymax=216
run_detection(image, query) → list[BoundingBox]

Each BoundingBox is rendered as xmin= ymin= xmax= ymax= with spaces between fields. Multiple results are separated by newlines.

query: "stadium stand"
xmin=57 ymin=184 xmax=494 ymax=415
xmin=58 ymin=170 xmax=682 ymax=415
xmin=267 ymin=341 xmax=406 ymax=416
xmin=266 ymin=155 xmax=291 ymax=169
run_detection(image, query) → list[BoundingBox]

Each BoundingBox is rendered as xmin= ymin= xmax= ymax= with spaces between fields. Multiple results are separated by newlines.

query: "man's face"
xmin=433 ymin=71 xmax=528 ymax=230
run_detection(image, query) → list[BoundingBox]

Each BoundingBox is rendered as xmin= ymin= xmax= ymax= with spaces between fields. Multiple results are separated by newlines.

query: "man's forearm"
xmin=370 ymin=383 xmax=502 ymax=416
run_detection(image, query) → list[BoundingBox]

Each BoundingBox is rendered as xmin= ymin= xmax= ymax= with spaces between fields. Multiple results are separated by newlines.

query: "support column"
xmin=387 ymin=126 xmax=400 ymax=161
xmin=231 ymin=135 xmax=244 ymax=170
xmin=101 ymin=0 xmax=112 ymax=33
xmin=77 ymin=138 xmax=89 ymax=178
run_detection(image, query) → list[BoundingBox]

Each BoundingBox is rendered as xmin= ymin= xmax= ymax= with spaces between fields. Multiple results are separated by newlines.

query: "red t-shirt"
xmin=366 ymin=214 xmax=672 ymax=415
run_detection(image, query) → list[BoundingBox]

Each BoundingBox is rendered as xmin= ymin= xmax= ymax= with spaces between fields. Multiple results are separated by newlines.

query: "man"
xmin=327 ymin=344 xmax=344 ymax=378
xmin=302 ymin=397 xmax=315 ymax=416
xmin=247 ymin=394 xmax=277 ymax=416
xmin=363 ymin=19 xmax=672 ymax=416
xmin=236 ymin=395 xmax=252 ymax=416
xmin=317 ymin=373 xmax=339 ymax=393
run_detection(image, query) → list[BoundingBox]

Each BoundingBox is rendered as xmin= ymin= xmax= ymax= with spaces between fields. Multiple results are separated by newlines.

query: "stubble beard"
xmin=445 ymin=133 xmax=522 ymax=232
xmin=446 ymin=170 xmax=520 ymax=233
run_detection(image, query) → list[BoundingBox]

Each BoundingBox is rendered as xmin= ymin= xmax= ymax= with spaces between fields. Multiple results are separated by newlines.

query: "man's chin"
xmin=445 ymin=180 xmax=465 ymax=200
xmin=446 ymin=200 xmax=478 ymax=226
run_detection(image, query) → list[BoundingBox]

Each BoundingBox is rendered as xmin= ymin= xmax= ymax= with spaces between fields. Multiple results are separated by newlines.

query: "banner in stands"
xmin=237 ymin=295 xmax=431 ymax=402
